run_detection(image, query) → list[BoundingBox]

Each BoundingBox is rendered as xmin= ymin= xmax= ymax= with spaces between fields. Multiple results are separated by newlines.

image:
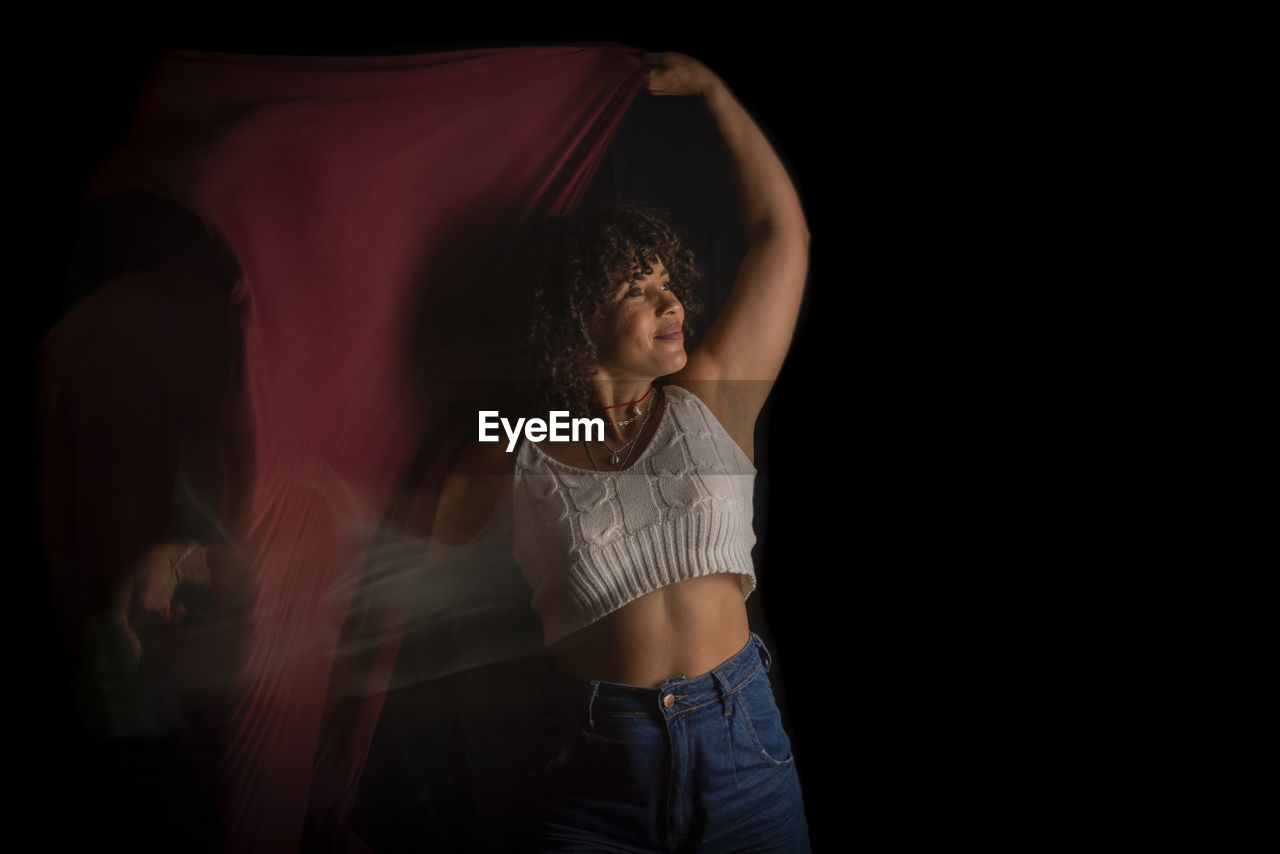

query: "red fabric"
xmin=71 ymin=44 xmax=648 ymax=851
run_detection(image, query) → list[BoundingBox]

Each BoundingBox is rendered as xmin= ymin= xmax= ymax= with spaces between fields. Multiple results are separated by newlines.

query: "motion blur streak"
xmin=41 ymin=44 xmax=649 ymax=852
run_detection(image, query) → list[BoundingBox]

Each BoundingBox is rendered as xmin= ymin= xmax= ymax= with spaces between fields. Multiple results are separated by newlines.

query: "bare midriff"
xmin=548 ymin=572 xmax=752 ymax=689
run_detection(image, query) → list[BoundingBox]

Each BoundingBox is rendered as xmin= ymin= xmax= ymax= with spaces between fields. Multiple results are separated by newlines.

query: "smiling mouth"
xmin=656 ymin=324 xmax=683 ymax=340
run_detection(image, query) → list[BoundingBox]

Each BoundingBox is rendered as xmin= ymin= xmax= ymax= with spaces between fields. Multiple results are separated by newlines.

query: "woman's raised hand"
xmin=642 ymin=52 xmax=722 ymax=97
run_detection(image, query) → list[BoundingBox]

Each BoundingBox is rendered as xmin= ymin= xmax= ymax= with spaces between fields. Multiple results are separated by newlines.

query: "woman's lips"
xmin=656 ymin=325 xmax=684 ymax=341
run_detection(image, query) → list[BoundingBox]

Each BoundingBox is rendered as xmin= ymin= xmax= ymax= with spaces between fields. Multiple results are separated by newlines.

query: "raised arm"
xmin=652 ymin=53 xmax=811 ymax=418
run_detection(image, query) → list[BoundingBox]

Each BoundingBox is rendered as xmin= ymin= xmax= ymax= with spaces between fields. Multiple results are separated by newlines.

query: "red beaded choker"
xmin=602 ymin=384 xmax=654 ymax=410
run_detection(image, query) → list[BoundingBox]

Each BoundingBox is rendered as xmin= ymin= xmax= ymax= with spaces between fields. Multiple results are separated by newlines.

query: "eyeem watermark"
xmin=479 ymin=411 xmax=604 ymax=452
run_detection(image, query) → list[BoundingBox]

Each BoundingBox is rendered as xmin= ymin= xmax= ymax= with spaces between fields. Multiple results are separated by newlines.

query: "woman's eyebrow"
xmin=617 ymin=269 xmax=668 ymax=289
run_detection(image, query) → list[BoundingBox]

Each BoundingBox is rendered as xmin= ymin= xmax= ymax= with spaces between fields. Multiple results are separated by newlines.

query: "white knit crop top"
xmin=511 ymin=385 xmax=757 ymax=646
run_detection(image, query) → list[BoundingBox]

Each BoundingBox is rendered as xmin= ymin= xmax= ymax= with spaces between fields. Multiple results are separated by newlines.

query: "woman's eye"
xmin=628 ymin=288 xmax=643 ymax=297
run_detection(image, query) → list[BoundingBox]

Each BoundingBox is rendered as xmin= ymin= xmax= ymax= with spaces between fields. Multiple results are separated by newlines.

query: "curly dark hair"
xmin=515 ymin=204 xmax=705 ymax=419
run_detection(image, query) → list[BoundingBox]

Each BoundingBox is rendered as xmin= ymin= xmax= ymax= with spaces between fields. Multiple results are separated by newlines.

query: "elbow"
xmin=745 ymin=217 xmax=810 ymax=249
xmin=792 ymin=223 xmax=812 ymax=255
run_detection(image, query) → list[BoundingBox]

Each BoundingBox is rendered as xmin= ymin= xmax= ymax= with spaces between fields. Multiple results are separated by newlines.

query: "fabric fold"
xmin=53 ymin=43 xmax=649 ymax=853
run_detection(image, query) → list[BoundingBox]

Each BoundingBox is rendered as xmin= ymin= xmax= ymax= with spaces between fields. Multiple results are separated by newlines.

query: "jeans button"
xmin=662 ymin=693 xmax=675 ymax=708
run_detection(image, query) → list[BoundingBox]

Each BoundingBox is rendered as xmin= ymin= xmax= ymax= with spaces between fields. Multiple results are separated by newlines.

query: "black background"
xmin=25 ymin=33 xmax=875 ymax=851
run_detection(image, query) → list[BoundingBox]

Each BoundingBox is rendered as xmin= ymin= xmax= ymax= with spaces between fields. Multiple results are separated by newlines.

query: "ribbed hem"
xmin=532 ymin=507 xmax=757 ymax=646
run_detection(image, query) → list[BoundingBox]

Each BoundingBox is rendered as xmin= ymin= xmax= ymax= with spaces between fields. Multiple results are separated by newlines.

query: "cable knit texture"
xmin=512 ymin=385 xmax=757 ymax=645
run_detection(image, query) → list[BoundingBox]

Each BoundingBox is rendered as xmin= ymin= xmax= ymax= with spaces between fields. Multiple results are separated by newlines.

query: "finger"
xmin=138 ymin=580 xmax=176 ymax=613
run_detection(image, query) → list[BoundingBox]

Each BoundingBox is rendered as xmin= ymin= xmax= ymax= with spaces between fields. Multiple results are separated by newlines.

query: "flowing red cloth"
xmin=69 ymin=44 xmax=648 ymax=852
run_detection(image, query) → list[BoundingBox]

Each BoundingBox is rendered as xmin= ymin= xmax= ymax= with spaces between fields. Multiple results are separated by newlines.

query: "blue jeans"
xmin=517 ymin=632 xmax=811 ymax=853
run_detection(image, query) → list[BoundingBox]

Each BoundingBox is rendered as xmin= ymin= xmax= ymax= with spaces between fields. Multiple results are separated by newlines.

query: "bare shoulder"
xmin=665 ymin=379 xmax=757 ymax=464
xmin=432 ymin=439 xmax=516 ymax=545
xmin=455 ymin=435 xmax=519 ymax=477
xmin=670 ymin=349 xmax=773 ymax=435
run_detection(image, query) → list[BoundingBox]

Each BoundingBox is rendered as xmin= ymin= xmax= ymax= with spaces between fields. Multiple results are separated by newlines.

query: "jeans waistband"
xmin=543 ymin=631 xmax=772 ymax=727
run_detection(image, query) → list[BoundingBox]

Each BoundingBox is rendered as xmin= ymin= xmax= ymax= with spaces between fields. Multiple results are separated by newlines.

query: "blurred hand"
xmin=114 ymin=543 xmax=209 ymax=659
xmin=643 ymin=52 xmax=722 ymax=97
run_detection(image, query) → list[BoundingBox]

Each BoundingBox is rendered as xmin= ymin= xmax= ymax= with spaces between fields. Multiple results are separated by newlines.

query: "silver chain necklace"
xmin=586 ymin=391 xmax=655 ymax=470
xmin=600 ymin=385 xmax=654 ymax=426
xmin=600 ymin=412 xmax=649 ymax=464
xmin=602 ymin=406 xmax=648 ymax=428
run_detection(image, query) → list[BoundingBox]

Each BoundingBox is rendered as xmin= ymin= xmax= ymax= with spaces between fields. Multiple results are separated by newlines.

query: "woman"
xmin=435 ymin=51 xmax=811 ymax=851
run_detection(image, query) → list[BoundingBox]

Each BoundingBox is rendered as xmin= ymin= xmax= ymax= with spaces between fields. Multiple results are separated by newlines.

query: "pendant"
xmin=633 ymin=405 xmax=641 ymax=416
xmin=608 ymin=453 xmax=619 ymax=465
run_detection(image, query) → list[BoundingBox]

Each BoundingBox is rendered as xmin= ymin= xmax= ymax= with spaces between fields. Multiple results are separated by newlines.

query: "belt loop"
xmin=753 ymin=632 xmax=773 ymax=673
xmin=586 ymin=681 xmax=600 ymax=730
xmin=711 ymin=667 xmax=735 ymax=717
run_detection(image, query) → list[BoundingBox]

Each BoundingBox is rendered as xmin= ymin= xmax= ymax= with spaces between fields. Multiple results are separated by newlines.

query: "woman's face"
xmin=591 ymin=257 xmax=687 ymax=381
